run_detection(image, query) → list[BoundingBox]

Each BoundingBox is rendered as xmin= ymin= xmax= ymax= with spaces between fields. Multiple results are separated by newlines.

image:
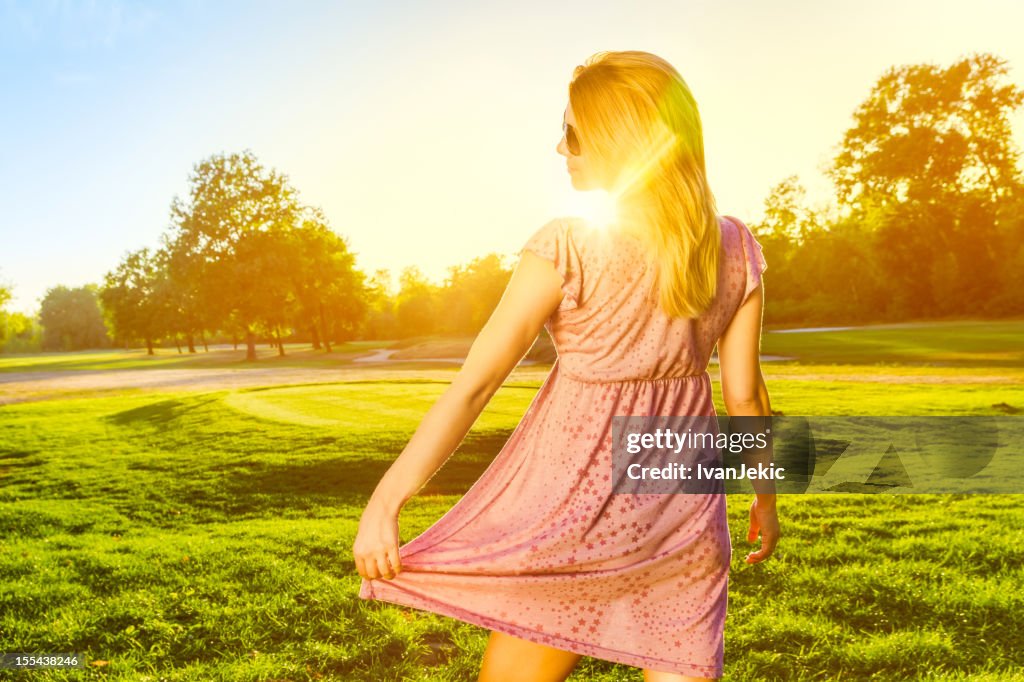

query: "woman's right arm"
xmin=717 ymin=283 xmax=780 ymax=564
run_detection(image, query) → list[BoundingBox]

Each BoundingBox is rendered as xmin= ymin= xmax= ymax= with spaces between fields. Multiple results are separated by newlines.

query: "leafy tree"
xmin=758 ymin=175 xmax=816 ymax=242
xmin=826 ymin=52 xmax=1023 ymax=321
xmin=168 ymin=150 xmax=304 ymax=361
xmin=362 ymin=269 xmax=399 ymax=340
xmin=290 ymin=225 xmax=365 ymax=352
xmin=0 ymin=280 xmax=10 ymax=349
xmin=987 ymin=192 xmax=1024 ymax=315
xmin=1 ymin=312 xmax=41 ymax=353
xmin=437 ymin=254 xmax=512 ymax=335
xmin=39 ymin=285 xmax=110 ymax=351
xmin=749 ymin=176 xmax=823 ymax=310
xmin=830 ymin=52 xmax=1024 ymax=213
xmin=101 ymin=248 xmax=165 ymax=354
xmin=0 ymin=276 xmax=42 ymax=353
xmin=159 ymin=235 xmax=217 ymax=354
xmin=395 ymin=266 xmax=439 ymax=338
xmin=234 ymin=227 xmax=299 ymax=356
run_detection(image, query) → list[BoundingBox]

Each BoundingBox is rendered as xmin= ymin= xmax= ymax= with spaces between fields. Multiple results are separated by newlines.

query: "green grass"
xmin=0 ymin=341 xmax=395 ymax=373
xmin=1 ymin=321 xmax=1023 ymax=680
xmin=754 ymin=376 xmax=1024 ymax=416
xmin=760 ymin=318 xmax=1024 ymax=367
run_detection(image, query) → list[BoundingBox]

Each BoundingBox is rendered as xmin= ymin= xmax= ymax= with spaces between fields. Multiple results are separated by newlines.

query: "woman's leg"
xmin=477 ymin=630 xmax=583 ymax=682
xmin=642 ymin=669 xmax=716 ymax=682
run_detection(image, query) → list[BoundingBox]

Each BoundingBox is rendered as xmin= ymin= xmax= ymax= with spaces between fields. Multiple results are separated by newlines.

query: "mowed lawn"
xmin=1 ymin=320 xmax=1023 ymax=681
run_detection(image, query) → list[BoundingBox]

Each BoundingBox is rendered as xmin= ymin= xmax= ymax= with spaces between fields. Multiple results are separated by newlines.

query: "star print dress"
xmin=359 ymin=214 xmax=768 ymax=678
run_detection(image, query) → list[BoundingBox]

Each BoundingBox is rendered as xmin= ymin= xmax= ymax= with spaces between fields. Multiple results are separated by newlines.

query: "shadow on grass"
xmin=111 ymin=429 xmax=516 ymax=526
xmin=107 ymin=397 xmax=221 ymax=427
xmin=0 ymin=448 xmax=41 ymax=468
xmin=217 ymin=430 xmax=513 ymax=504
xmin=322 ymin=627 xmax=462 ymax=678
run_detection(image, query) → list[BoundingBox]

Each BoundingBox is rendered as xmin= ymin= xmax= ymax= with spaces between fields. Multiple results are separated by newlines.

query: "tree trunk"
xmin=246 ymin=330 xmax=257 ymax=361
xmin=175 ymin=337 xmax=182 ymax=354
xmin=232 ymin=333 xmax=238 ymax=351
xmin=187 ymin=333 xmax=196 ymax=354
xmin=275 ymin=326 xmax=285 ymax=357
xmin=145 ymin=337 xmax=154 ymax=356
xmin=201 ymin=331 xmax=208 ymax=352
xmin=319 ymin=301 xmax=332 ymax=353
xmin=310 ymin=324 xmax=321 ymax=350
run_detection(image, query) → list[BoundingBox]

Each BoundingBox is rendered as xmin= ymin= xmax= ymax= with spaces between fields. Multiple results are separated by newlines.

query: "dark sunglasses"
xmin=562 ymin=121 xmax=581 ymax=156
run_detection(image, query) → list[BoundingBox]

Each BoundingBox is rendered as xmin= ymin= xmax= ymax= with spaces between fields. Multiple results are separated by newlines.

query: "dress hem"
xmin=359 ymin=578 xmax=722 ymax=679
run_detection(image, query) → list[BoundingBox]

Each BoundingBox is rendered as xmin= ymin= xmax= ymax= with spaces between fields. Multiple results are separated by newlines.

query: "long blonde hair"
xmin=569 ymin=51 xmax=721 ymax=318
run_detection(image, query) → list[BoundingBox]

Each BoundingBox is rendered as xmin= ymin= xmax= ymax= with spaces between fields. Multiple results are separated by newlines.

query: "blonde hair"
xmin=569 ymin=50 xmax=721 ymax=318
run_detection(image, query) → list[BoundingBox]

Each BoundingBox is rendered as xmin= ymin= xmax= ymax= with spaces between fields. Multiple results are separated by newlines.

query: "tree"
xmin=101 ymin=248 xmax=166 ymax=354
xmin=0 ymin=275 xmax=42 ymax=354
xmin=39 ymin=285 xmax=110 ymax=351
xmin=987 ymin=191 xmax=1024 ymax=316
xmin=827 ymin=52 xmax=1024 ymax=321
xmin=232 ymin=227 xmax=299 ymax=356
xmin=168 ymin=150 xmax=304 ymax=361
xmin=258 ymin=220 xmax=368 ymax=355
xmin=362 ymin=269 xmax=399 ymax=340
xmin=829 ymin=52 xmax=1024 ymax=213
xmin=0 ymin=280 xmax=10 ymax=349
xmin=1 ymin=312 xmax=41 ymax=353
xmin=758 ymin=175 xmax=816 ymax=242
xmin=749 ymin=176 xmax=827 ymax=311
xmin=159 ymin=235 xmax=217 ymax=354
xmin=437 ymin=254 xmax=512 ymax=335
xmin=274 ymin=210 xmax=367 ymax=352
xmin=395 ymin=266 xmax=439 ymax=338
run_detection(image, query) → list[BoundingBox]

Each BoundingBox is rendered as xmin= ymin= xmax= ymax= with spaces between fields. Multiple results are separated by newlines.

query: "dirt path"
xmin=1 ymin=363 xmax=1016 ymax=407
xmin=0 ymin=364 xmax=555 ymax=406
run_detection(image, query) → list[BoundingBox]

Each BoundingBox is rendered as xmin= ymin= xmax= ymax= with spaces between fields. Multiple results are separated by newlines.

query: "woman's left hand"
xmin=353 ymin=498 xmax=403 ymax=580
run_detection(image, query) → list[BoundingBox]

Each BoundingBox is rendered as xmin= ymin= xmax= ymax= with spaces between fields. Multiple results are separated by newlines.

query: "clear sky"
xmin=2 ymin=0 xmax=1023 ymax=314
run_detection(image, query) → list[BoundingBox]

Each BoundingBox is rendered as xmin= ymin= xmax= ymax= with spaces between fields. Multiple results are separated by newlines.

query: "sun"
xmin=561 ymin=188 xmax=619 ymax=230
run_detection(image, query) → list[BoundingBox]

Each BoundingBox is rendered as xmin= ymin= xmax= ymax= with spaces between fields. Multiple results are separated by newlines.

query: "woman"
xmin=353 ymin=50 xmax=780 ymax=681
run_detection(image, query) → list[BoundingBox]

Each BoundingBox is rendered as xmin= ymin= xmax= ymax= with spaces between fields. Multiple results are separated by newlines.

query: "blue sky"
xmin=2 ymin=0 xmax=1023 ymax=314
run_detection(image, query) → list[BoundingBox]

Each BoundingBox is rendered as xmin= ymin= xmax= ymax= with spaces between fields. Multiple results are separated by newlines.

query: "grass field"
xmin=1 ymin=320 xmax=1023 ymax=680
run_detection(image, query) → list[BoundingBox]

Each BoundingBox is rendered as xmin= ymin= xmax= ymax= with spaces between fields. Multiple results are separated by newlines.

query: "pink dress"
xmin=359 ymin=215 xmax=768 ymax=678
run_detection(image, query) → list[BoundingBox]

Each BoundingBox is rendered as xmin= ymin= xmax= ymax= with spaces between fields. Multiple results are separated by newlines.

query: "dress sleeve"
xmin=730 ymin=216 xmax=767 ymax=303
xmin=518 ymin=218 xmax=583 ymax=312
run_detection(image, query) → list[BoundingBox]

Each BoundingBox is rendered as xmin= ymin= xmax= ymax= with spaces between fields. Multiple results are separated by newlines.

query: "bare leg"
xmin=477 ymin=630 xmax=583 ymax=682
xmin=643 ymin=669 xmax=716 ymax=682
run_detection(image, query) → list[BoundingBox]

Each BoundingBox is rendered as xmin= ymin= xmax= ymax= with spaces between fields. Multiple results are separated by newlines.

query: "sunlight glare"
xmin=560 ymin=189 xmax=619 ymax=230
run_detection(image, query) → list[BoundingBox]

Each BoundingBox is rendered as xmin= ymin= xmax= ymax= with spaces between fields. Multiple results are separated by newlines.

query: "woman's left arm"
xmin=368 ymin=249 xmax=566 ymax=510
xmin=353 ymin=250 xmax=564 ymax=580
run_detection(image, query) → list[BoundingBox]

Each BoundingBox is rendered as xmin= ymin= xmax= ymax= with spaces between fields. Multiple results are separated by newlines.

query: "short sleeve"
xmin=518 ymin=218 xmax=583 ymax=312
xmin=731 ymin=216 xmax=767 ymax=303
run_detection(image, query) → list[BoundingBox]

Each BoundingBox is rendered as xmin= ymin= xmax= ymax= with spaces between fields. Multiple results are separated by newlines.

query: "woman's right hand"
xmin=744 ymin=496 xmax=779 ymax=564
xmin=352 ymin=498 xmax=403 ymax=581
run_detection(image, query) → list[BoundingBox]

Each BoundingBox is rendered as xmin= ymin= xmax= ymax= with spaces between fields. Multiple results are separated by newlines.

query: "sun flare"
xmin=560 ymin=189 xmax=619 ymax=230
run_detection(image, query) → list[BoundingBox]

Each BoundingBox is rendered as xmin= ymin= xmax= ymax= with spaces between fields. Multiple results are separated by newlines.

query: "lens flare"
xmin=562 ymin=188 xmax=619 ymax=230
xmin=608 ymin=123 xmax=680 ymax=206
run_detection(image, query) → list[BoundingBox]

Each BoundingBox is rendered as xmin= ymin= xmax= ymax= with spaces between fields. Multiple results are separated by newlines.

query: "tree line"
xmin=750 ymin=52 xmax=1024 ymax=323
xmin=0 ymin=151 xmax=518 ymax=357
xmin=2 ymin=51 xmax=1022 ymax=355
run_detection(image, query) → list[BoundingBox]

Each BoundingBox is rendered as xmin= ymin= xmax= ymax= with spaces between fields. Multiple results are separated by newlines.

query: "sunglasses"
xmin=562 ymin=121 xmax=581 ymax=156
